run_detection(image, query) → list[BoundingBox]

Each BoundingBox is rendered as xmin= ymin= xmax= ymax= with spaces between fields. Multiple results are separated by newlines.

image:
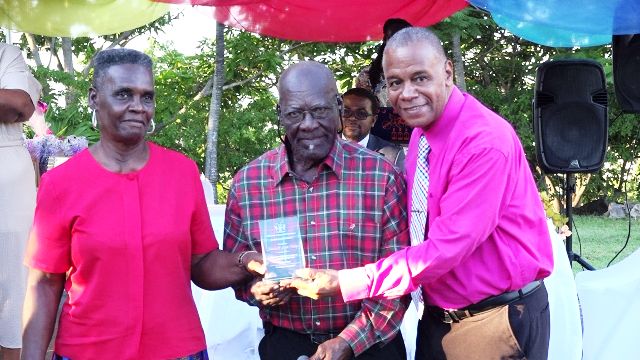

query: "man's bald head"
xmin=278 ymin=61 xmax=338 ymax=97
xmin=276 ymin=61 xmax=341 ymax=169
xmin=384 ymin=27 xmax=446 ymax=62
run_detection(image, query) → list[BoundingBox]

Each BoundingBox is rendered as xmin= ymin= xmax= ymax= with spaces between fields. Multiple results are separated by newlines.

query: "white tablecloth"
xmin=192 ymin=180 xmax=262 ymax=359
xmin=545 ymin=220 xmax=582 ymax=360
xmin=576 ymin=240 xmax=640 ymax=360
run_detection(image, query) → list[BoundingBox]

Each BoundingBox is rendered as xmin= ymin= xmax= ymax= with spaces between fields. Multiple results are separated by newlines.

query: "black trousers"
xmin=259 ymin=324 xmax=407 ymax=360
xmin=415 ymin=284 xmax=550 ymax=360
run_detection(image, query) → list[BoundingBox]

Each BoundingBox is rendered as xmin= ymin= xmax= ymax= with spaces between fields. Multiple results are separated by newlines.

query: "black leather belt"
xmin=427 ymin=280 xmax=544 ymax=323
xmin=309 ymin=332 xmax=339 ymax=344
xmin=263 ymin=321 xmax=339 ymax=345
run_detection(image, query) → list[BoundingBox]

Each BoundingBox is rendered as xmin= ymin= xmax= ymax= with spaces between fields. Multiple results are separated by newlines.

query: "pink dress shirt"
xmin=339 ymin=87 xmax=554 ymax=309
xmin=26 ymin=143 xmax=217 ymax=359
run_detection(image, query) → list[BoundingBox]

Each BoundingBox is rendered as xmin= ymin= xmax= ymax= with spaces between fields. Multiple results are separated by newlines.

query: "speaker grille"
xmin=536 ymin=92 xmax=555 ymax=107
xmin=592 ymin=91 xmax=608 ymax=107
xmin=539 ymin=102 xmax=606 ymax=170
xmin=534 ymin=59 xmax=608 ymax=173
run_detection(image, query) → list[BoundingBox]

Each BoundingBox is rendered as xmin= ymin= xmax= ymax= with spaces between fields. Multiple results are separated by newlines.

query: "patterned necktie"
xmin=409 ymin=134 xmax=430 ymax=318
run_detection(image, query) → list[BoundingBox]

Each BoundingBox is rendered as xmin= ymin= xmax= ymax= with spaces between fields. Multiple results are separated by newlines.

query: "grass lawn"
xmin=568 ymin=215 xmax=640 ymax=273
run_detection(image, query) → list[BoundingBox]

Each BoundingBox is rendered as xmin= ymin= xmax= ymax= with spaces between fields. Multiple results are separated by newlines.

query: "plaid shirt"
xmin=224 ymin=139 xmax=409 ymax=356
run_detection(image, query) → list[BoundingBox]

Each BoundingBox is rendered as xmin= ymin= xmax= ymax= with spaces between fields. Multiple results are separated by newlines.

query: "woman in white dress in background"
xmin=0 ymin=42 xmax=41 ymax=360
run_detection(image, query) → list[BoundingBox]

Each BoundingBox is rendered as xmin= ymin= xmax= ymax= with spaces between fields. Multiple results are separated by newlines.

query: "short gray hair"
xmin=91 ymin=48 xmax=153 ymax=88
xmin=385 ymin=27 xmax=446 ymax=60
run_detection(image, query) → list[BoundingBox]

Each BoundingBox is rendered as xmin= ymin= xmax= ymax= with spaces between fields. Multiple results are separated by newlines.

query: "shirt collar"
xmin=358 ymin=134 xmax=370 ymax=148
xmin=421 ymin=86 xmax=465 ymax=147
xmin=342 ymin=133 xmax=370 ymax=148
xmin=273 ymin=144 xmax=291 ymax=185
xmin=272 ymin=138 xmax=345 ymax=186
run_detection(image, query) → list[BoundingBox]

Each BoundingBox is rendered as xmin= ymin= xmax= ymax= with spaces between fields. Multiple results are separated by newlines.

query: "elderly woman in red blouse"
xmin=21 ymin=48 xmax=262 ymax=360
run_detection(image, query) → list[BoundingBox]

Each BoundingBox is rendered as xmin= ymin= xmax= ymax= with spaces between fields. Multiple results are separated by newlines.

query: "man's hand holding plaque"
xmin=285 ymin=268 xmax=341 ymax=300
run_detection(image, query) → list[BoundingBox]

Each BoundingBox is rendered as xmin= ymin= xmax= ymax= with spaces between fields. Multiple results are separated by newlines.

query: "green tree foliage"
xmin=13 ymin=13 xmax=175 ymax=143
xmin=150 ymin=28 xmax=377 ymax=201
xmin=10 ymin=9 xmax=638 ymax=205
xmin=435 ymin=9 xmax=639 ymax=207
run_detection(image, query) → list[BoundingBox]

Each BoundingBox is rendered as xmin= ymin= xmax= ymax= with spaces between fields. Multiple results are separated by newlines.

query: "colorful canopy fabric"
xmin=0 ymin=0 xmax=169 ymax=37
xmin=153 ymin=0 xmax=468 ymax=42
xmin=470 ymin=0 xmax=640 ymax=47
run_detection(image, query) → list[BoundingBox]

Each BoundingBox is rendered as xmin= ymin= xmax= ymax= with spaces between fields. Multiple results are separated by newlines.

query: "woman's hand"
xmin=191 ymin=249 xmax=263 ymax=291
xmin=238 ymin=251 xmax=265 ymax=276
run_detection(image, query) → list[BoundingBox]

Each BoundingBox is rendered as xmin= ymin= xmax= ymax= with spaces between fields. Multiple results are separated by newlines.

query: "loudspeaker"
xmin=613 ymin=34 xmax=640 ymax=113
xmin=533 ymin=59 xmax=608 ymax=173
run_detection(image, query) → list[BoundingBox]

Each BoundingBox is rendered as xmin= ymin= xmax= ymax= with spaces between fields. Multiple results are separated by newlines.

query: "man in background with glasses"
xmin=342 ymin=87 xmax=405 ymax=172
xmin=224 ymin=61 xmax=409 ymax=360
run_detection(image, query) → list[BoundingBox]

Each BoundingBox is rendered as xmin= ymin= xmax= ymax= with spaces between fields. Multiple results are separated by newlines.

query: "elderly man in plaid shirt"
xmin=223 ymin=61 xmax=410 ymax=360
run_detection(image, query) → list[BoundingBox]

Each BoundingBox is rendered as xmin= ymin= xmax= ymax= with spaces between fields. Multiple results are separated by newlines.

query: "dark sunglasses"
xmin=343 ymin=108 xmax=373 ymax=121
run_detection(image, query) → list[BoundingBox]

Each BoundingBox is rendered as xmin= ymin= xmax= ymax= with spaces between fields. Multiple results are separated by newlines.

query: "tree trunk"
xmin=61 ymin=37 xmax=76 ymax=105
xmin=205 ymin=22 xmax=225 ymax=204
xmin=451 ymin=30 xmax=466 ymax=92
xmin=47 ymin=38 xmax=64 ymax=71
xmin=573 ymin=173 xmax=591 ymax=207
xmin=544 ymin=174 xmax=563 ymax=214
xmin=616 ymin=159 xmax=629 ymax=193
xmin=26 ymin=33 xmax=43 ymax=67
xmin=61 ymin=37 xmax=74 ymax=73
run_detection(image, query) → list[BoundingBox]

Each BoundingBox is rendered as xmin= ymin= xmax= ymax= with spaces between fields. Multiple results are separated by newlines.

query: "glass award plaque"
xmin=259 ymin=216 xmax=306 ymax=281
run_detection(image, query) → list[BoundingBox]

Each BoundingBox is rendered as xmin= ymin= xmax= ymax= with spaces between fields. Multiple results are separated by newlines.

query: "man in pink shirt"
xmin=291 ymin=27 xmax=554 ymax=360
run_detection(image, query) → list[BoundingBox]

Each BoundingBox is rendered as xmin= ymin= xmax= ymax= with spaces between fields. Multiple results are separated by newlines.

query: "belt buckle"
xmin=443 ymin=309 xmax=459 ymax=323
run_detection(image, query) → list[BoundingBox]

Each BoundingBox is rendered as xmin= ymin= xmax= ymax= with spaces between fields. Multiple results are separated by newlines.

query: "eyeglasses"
xmin=343 ymin=109 xmax=373 ymax=121
xmin=278 ymin=106 xmax=335 ymax=124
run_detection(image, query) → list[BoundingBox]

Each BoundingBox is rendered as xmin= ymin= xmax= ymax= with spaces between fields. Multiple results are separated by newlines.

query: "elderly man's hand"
xmin=309 ymin=336 xmax=353 ymax=360
xmin=249 ymin=279 xmax=294 ymax=306
xmin=285 ymin=269 xmax=341 ymax=300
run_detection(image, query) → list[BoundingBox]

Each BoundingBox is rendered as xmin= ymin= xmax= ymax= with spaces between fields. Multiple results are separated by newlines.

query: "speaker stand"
xmin=564 ymin=174 xmax=596 ymax=270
